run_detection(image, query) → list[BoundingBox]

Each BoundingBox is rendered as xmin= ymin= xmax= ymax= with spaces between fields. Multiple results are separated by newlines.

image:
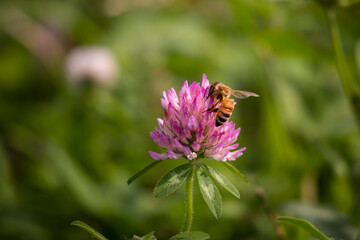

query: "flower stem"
xmin=182 ymin=166 xmax=195 ymax=232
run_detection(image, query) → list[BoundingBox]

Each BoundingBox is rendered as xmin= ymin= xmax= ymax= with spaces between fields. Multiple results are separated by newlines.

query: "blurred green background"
xmin=0 ymin=0 xmax=360 ymax=239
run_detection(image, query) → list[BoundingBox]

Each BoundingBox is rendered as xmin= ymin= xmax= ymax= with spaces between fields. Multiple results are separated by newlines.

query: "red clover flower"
xmin=149 ymin=74 xmax=246 ymax=162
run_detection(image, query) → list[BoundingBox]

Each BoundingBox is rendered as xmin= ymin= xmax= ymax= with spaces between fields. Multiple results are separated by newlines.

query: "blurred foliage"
xmin=278 ymin=216 xmax=333 ymax=240
xmin=0 ymin=0 xmax=360 ymax=239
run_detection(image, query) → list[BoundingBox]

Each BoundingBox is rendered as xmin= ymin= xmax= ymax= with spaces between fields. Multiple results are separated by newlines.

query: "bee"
xmin=204 ymin=82 xmax=259 ymax=127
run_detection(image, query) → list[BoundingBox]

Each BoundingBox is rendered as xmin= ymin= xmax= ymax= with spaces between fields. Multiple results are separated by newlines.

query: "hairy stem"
xmin=182 ymin=166 xmax=195 ymax=232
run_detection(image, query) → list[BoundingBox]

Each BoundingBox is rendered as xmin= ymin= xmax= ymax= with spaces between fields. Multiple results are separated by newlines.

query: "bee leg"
xmin=203 ymin=102 xmax=218 ymax=113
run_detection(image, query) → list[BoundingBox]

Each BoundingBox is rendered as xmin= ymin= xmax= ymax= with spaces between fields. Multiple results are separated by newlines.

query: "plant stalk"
xmin=182 ymin=166 xmax=195 ymax=232
xmin=127 ymin=161 xmax=161 ymax=185
xmin=327 ymin=6 xmax=360 ymax=224
xmin=327 ymin=8 xmax=360 ymax=133
xmin=327 ymin=8 xmax=353 ymax=96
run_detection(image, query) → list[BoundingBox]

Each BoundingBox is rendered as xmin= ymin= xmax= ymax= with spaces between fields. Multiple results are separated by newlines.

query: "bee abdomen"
xmin=215 ymin=115 xmax=228 ymax=127
xmin=215 ymin=98 xmax=234 ymax=127
xmin=219 ymin=110 xmax=231 ymax=118
xmin=216 ymin=114 xmax=229 ymax=126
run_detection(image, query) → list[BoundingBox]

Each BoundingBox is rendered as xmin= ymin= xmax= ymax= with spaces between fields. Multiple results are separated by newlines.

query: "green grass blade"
xmin=278 ymin=216 xmax=332 ymax=240
xmin=222 ymin=162 xmax=248 ymax=183
xmin=127 ymin=161 xmax=162 ymax=185
xmin=71 ymin=220 xmax=107 ymax=240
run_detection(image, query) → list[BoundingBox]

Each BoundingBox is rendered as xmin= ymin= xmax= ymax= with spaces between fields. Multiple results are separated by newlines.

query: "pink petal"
xmin=148 ymin=74 xmax=246 ymax=162
xmin=168 ymin=150 xmax=183 ymax=159
xmin=187 ymin=115 xmax=198 ymax=131
xmin=148 ymin=151 xmax=168 ymax=160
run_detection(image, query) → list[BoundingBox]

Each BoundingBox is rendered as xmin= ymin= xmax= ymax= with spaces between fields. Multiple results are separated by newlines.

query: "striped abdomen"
xmin=216 ymin=98 xmax=234 ymax=127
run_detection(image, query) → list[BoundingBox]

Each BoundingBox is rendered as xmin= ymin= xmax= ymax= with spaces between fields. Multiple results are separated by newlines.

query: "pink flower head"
xmin=65 ymin=46 xmax=118 ymax=87
xmin=149 ymin=74 xmax=246 ymax=162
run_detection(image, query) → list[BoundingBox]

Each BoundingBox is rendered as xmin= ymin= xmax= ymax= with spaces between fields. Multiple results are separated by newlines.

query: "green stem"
xmin=327 ymin=7 xmax=360 ymax=223
xmin=182 ymin=166 xmax=195 ymax=232
xmin=327 ymin=8 xmax=354 ymax=96
xmin=327 ymin=7 xmax=360 ymax=134
xmin=127 ymin=161 xmax=162 ymax=185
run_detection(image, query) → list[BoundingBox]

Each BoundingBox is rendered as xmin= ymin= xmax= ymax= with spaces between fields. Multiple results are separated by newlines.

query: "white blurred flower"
xmin=65 ymin=46 xmax=119 ymax=87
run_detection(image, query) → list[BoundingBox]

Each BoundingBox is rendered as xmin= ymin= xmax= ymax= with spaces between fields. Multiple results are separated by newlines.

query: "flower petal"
xmin=168 ymin=150 xmax=183 ymax=159
xmin=149 ymin=151 xmax=168 ymax=160
xmin=187 ymin=115 xmax=198 ymax=131
xmin=149 ymin=74 xmax=247 ymax=162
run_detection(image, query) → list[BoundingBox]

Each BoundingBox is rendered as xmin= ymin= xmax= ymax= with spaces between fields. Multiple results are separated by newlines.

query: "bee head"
xmin=208 ymin=82 xmax=218 ymax=97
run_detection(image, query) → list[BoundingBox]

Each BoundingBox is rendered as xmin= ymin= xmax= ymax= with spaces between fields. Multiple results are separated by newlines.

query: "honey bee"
xmin=204 ymin=82 xmax=259 ymax=127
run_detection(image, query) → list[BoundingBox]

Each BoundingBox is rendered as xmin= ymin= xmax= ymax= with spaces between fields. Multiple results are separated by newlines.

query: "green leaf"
xmin=222 ymin=162 xmax=248 ymax=183
xmin=201 ymin=164 xmax=240 ymax=199
xmin=154 ymin=164 xmax=192 ymax=198
xmin=278 ymin=216 xmax=333 ymax=240
xmin=281 ymin=202 xmax=357 ymax=239
xmin=131 ymin=232 xmax=157 ymax=240
xmin=143 ymin=231 xmax=157 ymax=240
xmin=169 ymin=231 xmax=210 ymax=240
xmin=197 ymin=166 xmax=222 ymax=219
xmin=71 ymin=220 xmax=108 ymax=240
xmin=128 ymin=161 xmax=162 ymax=185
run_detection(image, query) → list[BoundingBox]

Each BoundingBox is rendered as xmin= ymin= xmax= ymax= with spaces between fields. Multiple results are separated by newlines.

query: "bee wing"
xmin=231 ymin=90 xmax=259 ymax=99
